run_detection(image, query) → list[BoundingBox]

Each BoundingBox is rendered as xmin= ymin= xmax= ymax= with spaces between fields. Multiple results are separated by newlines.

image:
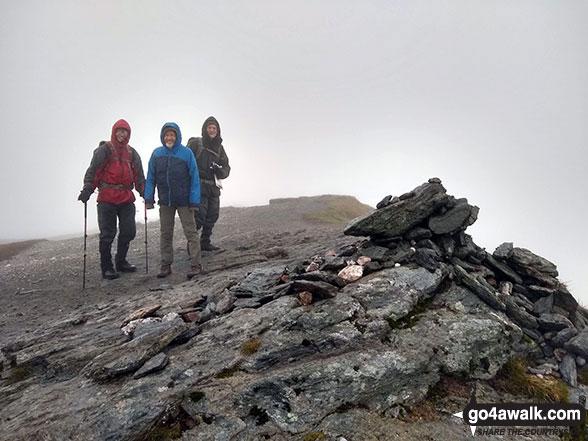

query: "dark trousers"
xmin=194 ymin=184 xmax=220 ymax=245
xmin=97 ymin=202 xmax=136 ymax=272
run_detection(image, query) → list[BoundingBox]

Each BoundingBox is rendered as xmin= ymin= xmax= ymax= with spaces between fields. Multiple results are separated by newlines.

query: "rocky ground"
xmin=1 ymin=188 xmax=587 ymax=441
xmin=0 ymin=196 xmax=361 ymax=343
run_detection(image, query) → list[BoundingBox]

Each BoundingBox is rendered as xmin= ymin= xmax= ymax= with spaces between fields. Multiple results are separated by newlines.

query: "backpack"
xmin=186 ymin=137 xmax=223 ymax=190
xmin=187 ymin=137 xmax=204 ymax=160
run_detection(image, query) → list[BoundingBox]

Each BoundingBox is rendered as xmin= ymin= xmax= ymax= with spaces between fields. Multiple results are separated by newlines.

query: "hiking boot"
xmin=187 ymin=264 xmax=202 ymax=279
xmin=201 ymin=243 xmax=220 ymax=252
xmin=116 ymin=260 xmax=137 ymax=273
xmin=157 ymin=265 xmax=172 ymax=278
xmin=102 ymin=269 xmax=119 ymax=280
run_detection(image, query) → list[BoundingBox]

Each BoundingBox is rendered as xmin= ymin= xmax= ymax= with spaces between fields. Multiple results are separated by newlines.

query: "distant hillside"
xmin=0 ymin=239 xmax=47 ymax=262
xmin=299 ymin=195 xmax=373 ymax=224
xmin=219 ymin=195 xmax=372 ymax=235
xmin=266 ymin=194 xmax=373 ymax=223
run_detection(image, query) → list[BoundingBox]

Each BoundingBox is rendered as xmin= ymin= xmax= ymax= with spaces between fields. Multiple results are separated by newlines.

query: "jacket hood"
xmin=160 ymin=122 xmax=182 ymax=148
xmin=202 ymin=116 xmax=222 ymax=146
xmin=111 ymin=119 xmax=131 ymax=149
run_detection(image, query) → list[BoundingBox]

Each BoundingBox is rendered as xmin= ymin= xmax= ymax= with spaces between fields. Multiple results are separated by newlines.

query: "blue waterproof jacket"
xmin=145 ymin=123 xmax=200 ymax=207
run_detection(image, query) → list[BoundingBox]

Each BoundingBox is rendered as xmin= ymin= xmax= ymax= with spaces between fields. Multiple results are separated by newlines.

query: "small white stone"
xmin=394 ymin=263 xmax=401 ymax=268
xmin=286 ymin=412 xmax=298 ymax=422
xmin=306 ymin=262 xmax=320 ymax=272
xmin=454 ymin=302 xmax=466 ymax=313
xmin=184 ymin=369 xmax=194 ymax=377
xmin=338 ymin=265 xmax=363 ymax=282
xmin=162 ymin=312 xmax=180 ymax=322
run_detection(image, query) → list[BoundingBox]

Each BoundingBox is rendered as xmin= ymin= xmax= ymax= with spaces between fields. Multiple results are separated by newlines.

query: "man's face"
xmin=115 ymin=128 xmax=129 ymax=143
xmin=206 ymin=124 xmax=218 ymax=139
xmin=164 ymin=129 xmax=177 ymax=148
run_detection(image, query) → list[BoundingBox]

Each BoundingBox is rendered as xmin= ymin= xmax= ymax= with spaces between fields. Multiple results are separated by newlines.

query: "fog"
xmin=1 ymin=1 xmax=587 ymax=300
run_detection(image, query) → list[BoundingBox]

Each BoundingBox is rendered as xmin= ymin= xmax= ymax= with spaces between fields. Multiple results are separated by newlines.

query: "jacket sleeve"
xmin=144 ymin=151 xmax=157 ymax=203
xmin=131 ymin=148 xmax=146 ymax=195
xmin=187 ymin=150 xmax=201 ymax=206
xmin=82 ymin=142 xmax=110 ymax=191
xmin=214 ymin=145 xmax=231 ymax=179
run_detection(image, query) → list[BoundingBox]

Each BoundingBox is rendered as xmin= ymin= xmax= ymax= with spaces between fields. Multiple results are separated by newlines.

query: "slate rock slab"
xmin=559 ymin=354 xmax=577 ymax=387
xmin=133 ymin=352 xmax=169 ymax=379
xmin=343 ymin=266 xmax=446 ymax=321
xmin=509 ymin=247 xmax=559 ymax=277
xmin=428 ymin=202 xmax=473 ymax=234
xmin=537 ymin=313 xmax=574 ymax=332
xmin=454 ymin=265 xmax=505 ymax=311
xmin=565 ymin=329 xmax=588 ymax=358
xmin=550 ymin=328 xmax=578 ymax=348
xmin=344 ymin=182 xmax=448 ymax=238
xmin=494 ymin=242 xmax=514 ymax=260
xmin=484 ymin=254 xmax=523 ymax=285
xmin=83 ymin=321 xmax=188 ymax=381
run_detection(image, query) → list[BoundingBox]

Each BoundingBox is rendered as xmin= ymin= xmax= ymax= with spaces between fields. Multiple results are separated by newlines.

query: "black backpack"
xmin=187 ymin=137 xmax=204 ymax=160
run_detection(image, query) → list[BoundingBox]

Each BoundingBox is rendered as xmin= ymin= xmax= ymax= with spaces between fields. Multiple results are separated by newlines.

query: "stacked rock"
xmin=341 ymin=178 xmax=587 ymax=386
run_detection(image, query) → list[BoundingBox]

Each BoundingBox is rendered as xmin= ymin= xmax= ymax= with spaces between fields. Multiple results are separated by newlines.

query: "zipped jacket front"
xmin=144 ymin=122 xmax=200 ymax=207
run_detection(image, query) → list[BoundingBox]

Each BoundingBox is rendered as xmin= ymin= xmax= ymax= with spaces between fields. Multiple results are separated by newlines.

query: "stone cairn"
xmin=294 ymin=177 xmax=586 ymax=387
xmin=118 ymin=178 xmax=587 ymax=387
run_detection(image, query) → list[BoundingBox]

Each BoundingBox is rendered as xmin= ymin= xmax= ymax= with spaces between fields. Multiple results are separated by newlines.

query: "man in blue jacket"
xmin=145 ymin=122 xmax=202 ymax=279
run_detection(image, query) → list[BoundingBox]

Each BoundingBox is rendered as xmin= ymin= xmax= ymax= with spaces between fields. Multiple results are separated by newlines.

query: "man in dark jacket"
xmin=78 ymin=119 xmax=145 ymax=279
xmin=144 ymin=122 xmax=202 ymax=279
xmin=187 ymin=116 xmax=230 ymax=251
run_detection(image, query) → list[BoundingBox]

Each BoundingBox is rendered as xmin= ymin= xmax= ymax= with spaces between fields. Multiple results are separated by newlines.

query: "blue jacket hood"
xmin=160 ymin=122 xmax=182 ymax=147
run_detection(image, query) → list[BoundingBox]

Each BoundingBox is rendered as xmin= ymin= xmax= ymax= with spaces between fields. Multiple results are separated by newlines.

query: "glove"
xmin=145 ymin=201 xmax=155 ymax=209
xmin=139 ymin=191 xmax=145 ymax=199
xmin=78 ymin=188 xmax=92 ymax=203
xmin=189 ymin=205 xmax=200 ymax=213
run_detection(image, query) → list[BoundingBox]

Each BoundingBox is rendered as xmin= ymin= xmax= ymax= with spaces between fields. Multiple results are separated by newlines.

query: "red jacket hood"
xmin=110 ymin=119 xmax=131 ymax=149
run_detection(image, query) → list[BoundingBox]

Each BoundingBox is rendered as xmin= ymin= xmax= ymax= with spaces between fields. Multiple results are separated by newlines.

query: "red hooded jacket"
xmin=82 ymin=119 xmax=145 ymax=205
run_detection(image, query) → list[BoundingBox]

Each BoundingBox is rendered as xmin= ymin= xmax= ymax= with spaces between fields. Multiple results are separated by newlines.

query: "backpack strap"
xmin=204 ymin=147 xmax=220 ymax=158
xmin=187 ymin=137 xmax=204 ymax=160
xmin=96 ymin=142 xmax=116 ymax=184
xmin=97 ymin=142 xmax=134 ymax=189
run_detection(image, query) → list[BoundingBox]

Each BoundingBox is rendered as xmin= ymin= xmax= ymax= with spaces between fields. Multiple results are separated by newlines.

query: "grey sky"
xmin=1 ymin=1 xmax=587 ymax=300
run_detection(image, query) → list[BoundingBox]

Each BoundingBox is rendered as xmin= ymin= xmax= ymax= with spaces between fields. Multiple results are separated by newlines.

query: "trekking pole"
xmin=83 ymin=201 xmax=87 ymax=289
xmin=144 ymin=201 xmax=148 ymax=274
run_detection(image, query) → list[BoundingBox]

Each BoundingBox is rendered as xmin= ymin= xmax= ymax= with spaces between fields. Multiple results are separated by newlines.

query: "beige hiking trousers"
xmin=159 ymin=205 xmax=201 ymax=266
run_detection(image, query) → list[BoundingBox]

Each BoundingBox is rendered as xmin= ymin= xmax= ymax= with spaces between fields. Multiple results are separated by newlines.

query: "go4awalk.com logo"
xmin=452 ymin=390 xmax=586 ymax=436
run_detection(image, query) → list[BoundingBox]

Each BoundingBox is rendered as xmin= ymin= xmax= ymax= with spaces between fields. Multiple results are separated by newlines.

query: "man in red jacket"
xmin=78 ymin=119 xmax=145 ymax=279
